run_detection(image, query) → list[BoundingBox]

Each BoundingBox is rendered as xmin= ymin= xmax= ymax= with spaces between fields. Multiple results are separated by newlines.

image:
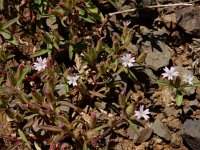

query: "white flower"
xmin=162 ymin=66 xmax=179 ymax=80
xmin=66 ymin=74 xmax=79 ymax=86
xmin=135 ymin=105 xmax=150 ymax=120
xmin=33 ymin=57 xmax=47 ymax=71
xmin=120 ymin=54 xmax=135 ymax=68
xmin=183 ymin=74 xmax=193 ymax=85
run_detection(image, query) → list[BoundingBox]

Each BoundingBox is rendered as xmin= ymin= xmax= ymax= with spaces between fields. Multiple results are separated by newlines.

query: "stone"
xmin=152 ymin=119 xmax=172 ymax=141
xmin=163 ymin=106 xmax=174 ymax=117
xmin=181 ymin=119 xmax=200 ymax=150
xmin=145 ymin=40 xmax=171 ymax=71
xmin=176 ymin=6 xmax=200 ymax=36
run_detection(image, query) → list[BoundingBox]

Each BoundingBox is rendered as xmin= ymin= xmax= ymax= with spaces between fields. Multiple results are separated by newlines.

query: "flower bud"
xmin=136 ymin=50 xmax=149 ymax=63
xmin=175 ymin=76 xmax=182 ymax=88
xmin=96 ymin=37 xmax=104 ymax=52
xmin=44 ymin=89 xmax=56 ymax=109
xmin=71 ymin=35 xmax=78 ymax=44
xmin=118 ymin=90 xmax=126 ymax=108
xmin=113 ymin=40 xmax=119 ymax=53
xmin=57 ymin=2 xmax=66 ymax=8
xmin=125 ymin=29 xmax=134 ymax=44
xmin=17 ymin=64 xmax=24 ymax=79
xmin=125 ymin=103 xmax=135 ymax=117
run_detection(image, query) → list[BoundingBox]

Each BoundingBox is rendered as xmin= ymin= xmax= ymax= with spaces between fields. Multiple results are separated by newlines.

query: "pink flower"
xmin=120 ymin=54 xmax=135 ymax=68
xmin=122 ymin=20 xmax=131 ymax=26
xmin=162 ymin=67 xmax=179 ymax=80
xmin=33 ymin=57 xmax=47 ymax=71
xmin=182 ymin=74 xmax=193 ymax=85
xmin=66 ymin=74 xmax=79 ymax=86
xmin=135 ymin=105 xmax=150 ymax=120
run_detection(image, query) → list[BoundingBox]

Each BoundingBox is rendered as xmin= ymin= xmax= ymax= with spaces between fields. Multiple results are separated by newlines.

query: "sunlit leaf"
xmin=1 ymin=17 xmax=18 ymax=30
xmin=186 ymin=83 xmax=200 ymax=87
xmin=157 ymin=81 xmax=171 ymax=86
xmin=6 ymin=54 xmax=15 ymax=60
xmin=107 ymin=0 xmax=117 ymax=8
xmin=85 ymin=1 xmax=104 ymax=22
xmin=78 ymin=7 xmax=96 ymax=23
xmin=176 ymin=90 xmax=183 ymax=106
xmin=69 ymin=45 xmax=74 ymax=60
xmin=16 ymin=67 xmax=30 ymax=86
xmin=31 ymin=49 xmax=51 ymax=58
xmin=18 ymin=129 xmax=31 ymax=149
xmin=0 ymin=30 xmax=11 ymax=39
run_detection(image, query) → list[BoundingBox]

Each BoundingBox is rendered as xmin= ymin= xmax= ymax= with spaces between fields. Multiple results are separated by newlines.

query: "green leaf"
xmin=186 ymin=83 xmax=200 ymax=87
xmin=35 ymin=0 xmax=42 ymax=5
xmin=78 ymin=7 xmax=96 ymax=23
xmin=38 ymin=14 xmax=54 ymax=19
xmin=6 ymin=54 xmax=15 ymax=60
xmin=85 ymin=1 xmax=104 ymax=22
xmin=16 ymin=67 xmax=30 ymax=86
xmin=0 ymin=86 xmax=6 ymax=92
xmin=1 ymin=17 xmax=18 ymax=30
xmin=126 ymin=69 xmax=138 ymax=84
xmin=53 ymin=36 xmax=59 ymax=50
xmin=0 ymin=30 xmax=11 ymax=39
xmin=0 ymin=77 xmax=3 ymax=84
xmin=107 ymin=0 xmax=117 ymax=8
xmin=176 ymin=90 xmax=183 ymax=106
xmin=8 ymin=38 xmax=18 ymax=45
xmin=43 ymin=32 xmax=52 ymax=44
xmin=69 ymin=45 xmax=74 ymax=60
xmin=31 ymin=49 xmax=51 ymax=58
xmin=0 ymin=0 xmax=4 ymax=11
xmin=18 ymin=129 xmax=31 ymax=149
xmin=157 ymin=81 xmax=171 ymax=86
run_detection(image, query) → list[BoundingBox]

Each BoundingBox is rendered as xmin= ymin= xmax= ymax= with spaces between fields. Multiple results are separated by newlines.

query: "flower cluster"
xmin=162 ymin=66 xmax=194 ymax=85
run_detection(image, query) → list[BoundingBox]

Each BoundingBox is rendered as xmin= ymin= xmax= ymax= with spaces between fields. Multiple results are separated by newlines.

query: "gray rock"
xmin=134 ymin=127 xmax=153 ymax=143
xmin=176 ymin=6 xmax=200 ymax=36
xmin=152 ymin=119 xmax=172 ymax=141
xmin=163 ymin=106 xmax=174 ymax=117
xmin=181 ymin=119 xmax=200 ymax=150
xmin=181 ymin=119 xmax=200 ymax=140
xmin=145 ymin=40 xmax=171 ymax=71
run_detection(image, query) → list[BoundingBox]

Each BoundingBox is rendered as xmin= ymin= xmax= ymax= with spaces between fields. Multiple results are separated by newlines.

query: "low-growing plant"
xmin=158 ymin=66 xmax=200 ymax=106
xmin=0 ymin=13 xmax=151 ymax=148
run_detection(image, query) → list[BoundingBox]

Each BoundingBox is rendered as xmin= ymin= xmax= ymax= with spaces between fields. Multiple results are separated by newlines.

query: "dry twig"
xmin=109 ymin=2 xmax=194 ymax=16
